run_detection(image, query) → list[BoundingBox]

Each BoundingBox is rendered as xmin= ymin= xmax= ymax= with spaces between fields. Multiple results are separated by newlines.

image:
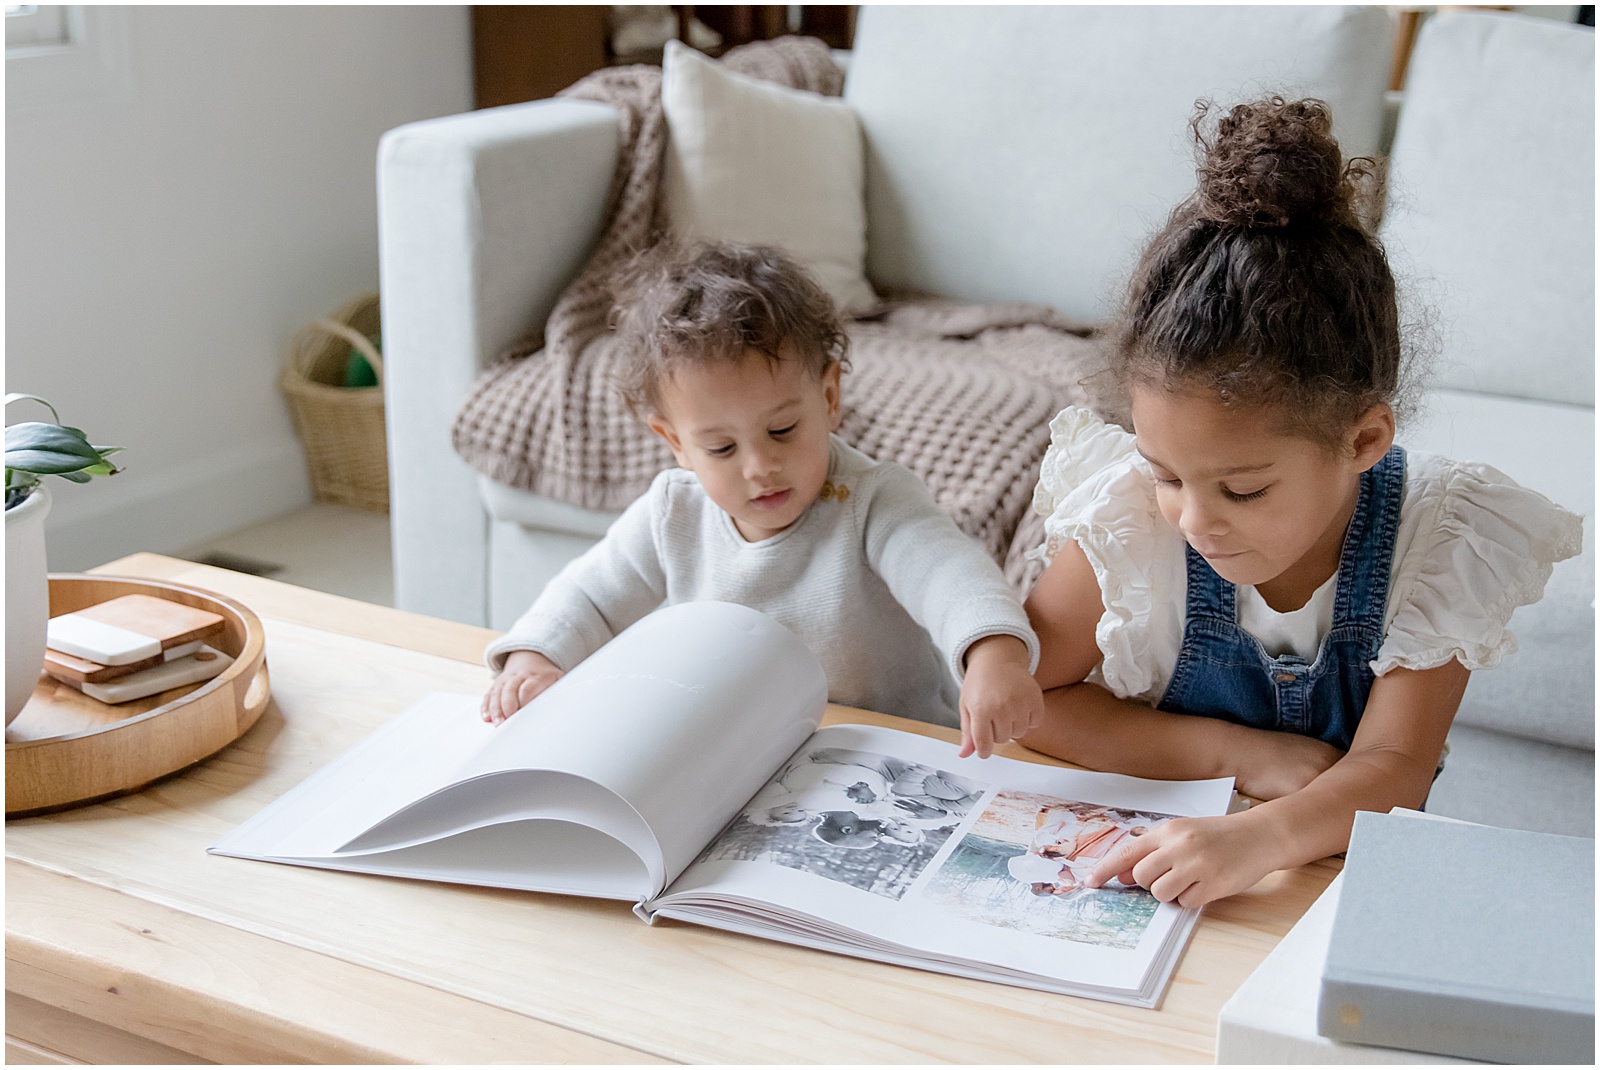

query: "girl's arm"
xmin=1022 ymin=540 xmax=1342 ymax=796
xmin=1023 ymin=683 xmax=1342 ymax=797
xmin=1089 ymin=660 xmax=1471 ymax=907
xmin=1024 ymin=537 xmax=1106 ymax=690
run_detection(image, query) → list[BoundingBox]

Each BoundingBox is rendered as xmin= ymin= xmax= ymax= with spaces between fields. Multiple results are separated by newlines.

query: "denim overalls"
xmin=1156 ymin=446 xmax=1406 ymax=751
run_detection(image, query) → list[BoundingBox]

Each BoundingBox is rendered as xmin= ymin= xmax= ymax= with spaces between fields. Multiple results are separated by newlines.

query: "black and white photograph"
xmin=695 ymin=744 xmax=988 ymax=899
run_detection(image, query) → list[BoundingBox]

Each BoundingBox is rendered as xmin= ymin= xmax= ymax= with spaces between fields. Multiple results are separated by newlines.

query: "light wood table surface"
xmin=6 ymin=554 xmax=1340 ymax=1064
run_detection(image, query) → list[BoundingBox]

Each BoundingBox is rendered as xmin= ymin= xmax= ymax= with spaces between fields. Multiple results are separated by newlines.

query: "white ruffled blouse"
xmin=1029 ymin=407 xmax=1586 ymax=705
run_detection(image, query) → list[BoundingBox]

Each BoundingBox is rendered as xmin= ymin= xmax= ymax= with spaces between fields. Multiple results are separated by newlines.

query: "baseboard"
xmin=40 ymin=440 xmax=314 ymax=572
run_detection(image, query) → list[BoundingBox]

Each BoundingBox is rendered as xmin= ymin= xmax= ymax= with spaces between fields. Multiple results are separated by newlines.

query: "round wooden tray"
xmin=5 ymin=573 xmax=270 ymax=817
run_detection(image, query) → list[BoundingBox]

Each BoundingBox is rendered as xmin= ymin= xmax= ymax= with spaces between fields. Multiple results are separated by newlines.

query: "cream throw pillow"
xmin=661 ymin=40 xmax=877 ymax=315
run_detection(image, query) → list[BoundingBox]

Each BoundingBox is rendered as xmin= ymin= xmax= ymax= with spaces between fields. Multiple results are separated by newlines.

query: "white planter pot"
xmin=6 ymin=483 xmax=51 ymax=725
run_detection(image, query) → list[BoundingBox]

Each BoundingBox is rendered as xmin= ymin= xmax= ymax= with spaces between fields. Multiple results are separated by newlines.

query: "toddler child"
xmin=1019 ymin=97 xmax=1582 ymax=906
xmin=482 ymin=241 xmax=1043 ymax=757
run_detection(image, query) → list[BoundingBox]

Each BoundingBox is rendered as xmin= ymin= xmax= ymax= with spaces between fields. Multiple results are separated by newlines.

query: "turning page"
xmin=211 ymin=602 xmax=827 ymax=900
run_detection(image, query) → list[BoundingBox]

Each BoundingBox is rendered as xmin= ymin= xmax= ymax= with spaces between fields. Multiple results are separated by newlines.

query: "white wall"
xmin=6 ymin=5 xmax=473 ymax=570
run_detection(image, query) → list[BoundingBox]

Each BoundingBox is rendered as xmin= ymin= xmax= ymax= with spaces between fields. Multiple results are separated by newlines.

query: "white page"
xmin=211 ymin=692 xmax=502 ymax=859
xmin=444 ymin=601 xmax=827 ymax=886
xmin=213 ymin=602 xmax=827 ymax=898
xmin=210 ymin=694 xmax=660 ymax=898
xmin=649 ymin=723 xmax=1234 ymax=997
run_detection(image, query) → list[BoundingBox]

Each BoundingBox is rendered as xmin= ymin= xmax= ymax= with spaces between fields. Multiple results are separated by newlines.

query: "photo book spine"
xmin=1318 ymin=968 xmax=1595 ymax=1062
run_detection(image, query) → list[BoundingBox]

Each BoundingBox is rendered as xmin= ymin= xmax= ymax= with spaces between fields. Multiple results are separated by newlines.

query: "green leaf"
xmin=5 ymin=448 xmax=103 ymax=474
xmin=3 ymin=399 xmax=122 ymax=491
xmin=5 ymin=422 xmax=102 ymax=464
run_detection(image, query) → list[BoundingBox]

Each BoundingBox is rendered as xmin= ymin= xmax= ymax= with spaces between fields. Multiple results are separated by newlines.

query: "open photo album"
xmin=210 ymin=601 xmax=1235 ymax=1007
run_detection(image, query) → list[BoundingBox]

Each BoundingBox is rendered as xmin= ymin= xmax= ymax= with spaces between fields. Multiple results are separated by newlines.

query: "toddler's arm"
xmin=482 ymin=649 xmax=564 ymax=724
xmin=957 ymin=634 xmax=1043 ymax=759
xmin=482 ymin=485 xmax=668 ymax=716
xmin=862 ymin=463 xmax=1042 ymax=758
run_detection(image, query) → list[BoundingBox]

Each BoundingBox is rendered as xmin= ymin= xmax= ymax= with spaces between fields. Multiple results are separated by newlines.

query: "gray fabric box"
xmin=1318 ymin=811 xmax=1594 ymax=1063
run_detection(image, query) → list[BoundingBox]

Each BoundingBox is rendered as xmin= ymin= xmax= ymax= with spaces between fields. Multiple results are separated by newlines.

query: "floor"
xmin=175 ymin=503 xmax=394 ymax=607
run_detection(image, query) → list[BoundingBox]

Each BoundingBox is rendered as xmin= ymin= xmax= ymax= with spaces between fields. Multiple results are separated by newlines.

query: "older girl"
xmin=1021 ymin=97 xmax=1581 ymax=907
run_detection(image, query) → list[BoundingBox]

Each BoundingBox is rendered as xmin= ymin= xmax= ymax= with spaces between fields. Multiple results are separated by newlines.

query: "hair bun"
xmin=1192 ymin=97 xmax=1349 ymax=229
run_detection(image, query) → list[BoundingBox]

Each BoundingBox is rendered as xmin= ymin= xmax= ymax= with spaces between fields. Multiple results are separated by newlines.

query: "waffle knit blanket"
xmin=450 ymin=37 xmax=1116 ymax=595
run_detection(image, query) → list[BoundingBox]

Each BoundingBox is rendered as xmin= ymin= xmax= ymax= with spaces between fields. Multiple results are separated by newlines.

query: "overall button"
xmin=1274 ymin=672 xmax=1297 ymax=684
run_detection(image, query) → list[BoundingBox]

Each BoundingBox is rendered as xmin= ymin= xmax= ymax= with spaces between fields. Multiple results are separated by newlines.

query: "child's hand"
xmin=1235 ymin=731 xmax=1343 ymax=801
xmin=482 ymin=650 xmax=564 ymax=725
xmin=1085 ymin=814 xmax=1276 ymax=908
xmin=957 ymin=635 xmax=1043 ymax=759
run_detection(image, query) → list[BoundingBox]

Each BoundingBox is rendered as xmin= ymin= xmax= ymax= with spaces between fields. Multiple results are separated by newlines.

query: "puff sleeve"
xmin=1374 ymin=453 xmax=1585 ymax=675
xmin=1028 ymin=407 xmax=1184 ymax=701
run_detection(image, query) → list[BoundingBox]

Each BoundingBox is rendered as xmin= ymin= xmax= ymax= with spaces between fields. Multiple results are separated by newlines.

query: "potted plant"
xmin=5 ymin=394 xmax=122 ymax=724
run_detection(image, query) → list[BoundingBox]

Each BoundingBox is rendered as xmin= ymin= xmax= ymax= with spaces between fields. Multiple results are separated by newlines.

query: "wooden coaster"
xmin=43 ymin=647 xmax=163 ymax=684
xmin=68 ymin=593 xmax=225 ymax=650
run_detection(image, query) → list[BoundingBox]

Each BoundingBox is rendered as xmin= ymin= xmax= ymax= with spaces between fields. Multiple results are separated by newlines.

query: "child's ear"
xmin=823 ymin=361 xmax=843 ymax=430
xmin=1347 ymin=403 xmax=1396 ymax=472
xmin=646 ymin=412 xmax=692 ymax=468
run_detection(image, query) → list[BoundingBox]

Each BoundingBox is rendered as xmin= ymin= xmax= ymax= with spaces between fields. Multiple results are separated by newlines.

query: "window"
xmin=5 ymin=4 xmax=131 ymax=111
xmin=6 ymin=5 xmax=73 ymax=55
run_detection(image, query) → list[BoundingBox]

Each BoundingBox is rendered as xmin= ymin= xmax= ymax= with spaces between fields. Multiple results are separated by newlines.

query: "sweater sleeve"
xmin=860 ymin=461 xmax=1040 ymax=681
xmin=482 ymin=477 xmax=669 ymax=673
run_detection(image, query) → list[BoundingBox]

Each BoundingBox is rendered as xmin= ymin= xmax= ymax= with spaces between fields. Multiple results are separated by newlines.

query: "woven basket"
xmin=279 ymin=293 xmax=388 ymax=513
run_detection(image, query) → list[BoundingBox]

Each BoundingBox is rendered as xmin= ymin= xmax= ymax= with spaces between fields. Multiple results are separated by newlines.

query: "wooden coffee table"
xmin=6 ymin=554 xmax=1339 ymax=1064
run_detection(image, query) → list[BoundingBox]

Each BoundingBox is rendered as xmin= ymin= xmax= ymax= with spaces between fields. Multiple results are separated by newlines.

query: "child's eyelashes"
xmin=1151 ymin=475 xmax=1270 ymax=502
xmin=703 ymin=423 xmax=799 ymax=457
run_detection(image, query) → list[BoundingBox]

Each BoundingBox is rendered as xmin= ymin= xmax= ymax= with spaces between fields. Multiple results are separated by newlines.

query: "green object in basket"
xmin=343 ymin=331 xmax=380 ymax=388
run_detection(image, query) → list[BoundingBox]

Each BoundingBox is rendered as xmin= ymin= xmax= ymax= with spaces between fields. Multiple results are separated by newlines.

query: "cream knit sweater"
xmin=485 ymin=437 xmax=1040 ymax=727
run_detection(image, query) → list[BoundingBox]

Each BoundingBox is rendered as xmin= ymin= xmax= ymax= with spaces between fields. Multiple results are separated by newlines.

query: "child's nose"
xmin=1180 ymin=494 xmax=1226 ymax=537
xmin=745 ymin=444 xmax=782 ymax=480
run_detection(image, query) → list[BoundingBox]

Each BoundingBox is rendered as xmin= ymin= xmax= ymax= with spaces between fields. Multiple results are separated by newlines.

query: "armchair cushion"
xmin=1379 ymin=12 xmax=1595 ymax=406
xmin=662 ymin=40 xmax=877 ymax=314
xmin=845 ymin=5 xmax=1395 ymax=321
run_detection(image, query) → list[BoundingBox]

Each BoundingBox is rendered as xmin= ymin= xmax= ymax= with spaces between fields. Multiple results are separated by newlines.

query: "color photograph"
xmin=916 ymin=790 xmax=1174 ymax=949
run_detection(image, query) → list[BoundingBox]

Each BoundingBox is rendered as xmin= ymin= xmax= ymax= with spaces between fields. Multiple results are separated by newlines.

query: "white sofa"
xmin=1380 ymin=12 xmax=1594 ymax=837
xmin=377 ymin=7 xmax=1593 ymax=835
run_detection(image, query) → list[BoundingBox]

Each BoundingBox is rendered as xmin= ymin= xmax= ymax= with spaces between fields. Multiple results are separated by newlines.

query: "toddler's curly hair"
xmin=1112 ymin=96 xmax=1418 ymax=449
xmin=611 ymin=241 xmax=850 ymax=415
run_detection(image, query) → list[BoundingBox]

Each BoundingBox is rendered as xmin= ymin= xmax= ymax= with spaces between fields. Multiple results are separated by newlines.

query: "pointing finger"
xmin=1089 ymin=833 xmax=1158 ymax=889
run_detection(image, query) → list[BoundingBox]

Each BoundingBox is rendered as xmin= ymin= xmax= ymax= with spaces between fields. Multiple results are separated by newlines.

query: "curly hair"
xmin=1110 ymin=96 xmax=1418 ymax=450
xmin=611 ymin=241 xmax=850 ymax=415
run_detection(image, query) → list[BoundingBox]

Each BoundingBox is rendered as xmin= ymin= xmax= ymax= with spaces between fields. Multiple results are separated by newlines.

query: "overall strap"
xmin=1330 ymin=445 xmax=1407 ymax=633
xmin=1182 ymin=541 xmax=1236 ymax=621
